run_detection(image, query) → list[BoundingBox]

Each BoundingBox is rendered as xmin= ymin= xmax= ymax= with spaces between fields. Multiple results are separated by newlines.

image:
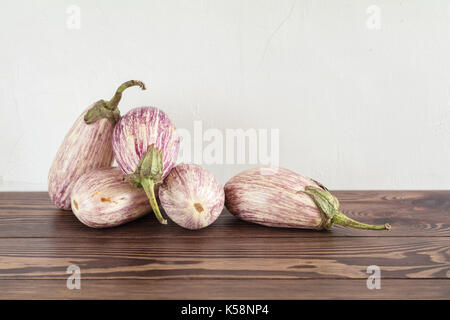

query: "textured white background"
xmin=0 ymin=0 xmax=449 ymax=191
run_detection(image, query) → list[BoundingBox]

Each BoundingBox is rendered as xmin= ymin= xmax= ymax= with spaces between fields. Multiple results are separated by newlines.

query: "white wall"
xmin=1 ymin=0 xmax=449 ymax=191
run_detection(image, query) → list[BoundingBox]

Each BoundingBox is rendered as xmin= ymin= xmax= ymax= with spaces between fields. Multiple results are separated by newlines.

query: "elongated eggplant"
xmin=71 ymin=167 xmax=151 ymax=228
xmin=112 ymin=107 xmax=180 ymax=224
xmin=225 ymin=167 xmax=391 ymax=231
xmin=48 ymin=80 xmax=146 ymax=210
xmin=159 ymin=163 xmax=225 ymax=230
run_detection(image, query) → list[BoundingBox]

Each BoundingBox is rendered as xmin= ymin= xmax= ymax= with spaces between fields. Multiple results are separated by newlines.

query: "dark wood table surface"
xmin=0 ymin=191 xmax=449 ymax=299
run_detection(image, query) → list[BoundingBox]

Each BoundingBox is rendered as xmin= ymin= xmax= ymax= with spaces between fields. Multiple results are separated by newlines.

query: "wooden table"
xmin=0 ymin=191 xmax=448 ymax=299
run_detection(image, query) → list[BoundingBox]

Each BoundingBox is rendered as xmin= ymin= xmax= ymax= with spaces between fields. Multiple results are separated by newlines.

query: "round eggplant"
xmin=159 ymin=163 xmax=225 ymax=230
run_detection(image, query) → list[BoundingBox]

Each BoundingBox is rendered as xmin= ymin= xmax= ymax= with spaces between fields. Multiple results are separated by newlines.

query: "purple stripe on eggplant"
xmin=112 ymin=107 xmax=179 ymax=178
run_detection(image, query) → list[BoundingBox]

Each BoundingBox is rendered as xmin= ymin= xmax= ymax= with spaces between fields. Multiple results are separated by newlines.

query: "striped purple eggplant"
xmin=159 ymin=163 xmax=225 ymax=230
xmin=112 ymin=107 xmax=180 ymax=224
xmin=48 ymin=80 xmax=146 ymax=210
xmin=71 ymin=167 xmax=151 ymax=228
xmin=225 ymin=167 xmax=391 ymax=231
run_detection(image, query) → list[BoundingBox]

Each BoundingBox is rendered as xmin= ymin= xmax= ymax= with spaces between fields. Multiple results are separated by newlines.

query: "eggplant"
xmin=112 ymin=107 xmax=180 ymax=224
xmin=159 ymin=163 xmax=225 ymax=230
xmin=48 ymin=80 xmax=146 ymax=210
xmin=71 ymin=167 xmax=151 ymax=228
xmin=224 ymin=167 xmax=391 ymax=231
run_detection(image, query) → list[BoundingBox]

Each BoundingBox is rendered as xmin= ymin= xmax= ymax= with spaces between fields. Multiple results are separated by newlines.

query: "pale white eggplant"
xmin=71 ymin=167 xmax=151 ymax=228
xmin=159 ymin=163 xmax=224 ymax=230
xmin=48 ymin=80 xmax=146 ymax=210
xmin=225 ymin=167 xmax=391 ymax=231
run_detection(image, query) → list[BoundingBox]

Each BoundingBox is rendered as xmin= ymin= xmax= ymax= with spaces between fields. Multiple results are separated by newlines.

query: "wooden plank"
xmin=0 ymin=279 xmax=448 ymax=299
xmin=0 ymin=191 xmax=449 ymax=238
xmin=0 ymin=237 xmax=448 ymax=280
xmin=0 ymin=191 xmax=448 ymax=299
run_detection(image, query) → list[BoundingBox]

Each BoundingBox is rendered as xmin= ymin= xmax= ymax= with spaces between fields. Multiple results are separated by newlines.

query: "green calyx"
xmin=125 ymin=144 xmax=167 ymax=225
xmin=84 ymin=80 xmax=146 ymax=125
xmin=302 ymin=185 xmax=391 ymax=231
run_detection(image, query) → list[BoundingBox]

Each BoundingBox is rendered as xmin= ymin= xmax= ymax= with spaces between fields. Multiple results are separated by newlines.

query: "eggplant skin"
xmin=159 ymin=163 xmax=225 ymax=230
xmin=70 ymin=167 xmax=151 ymax=228
xmin=224 ymin=167 xmax=323 ymax=229
xmin=48 ymin=107 xmax=114 ymax=210
xmin=112 ymin=106 xmax=180 ymax=177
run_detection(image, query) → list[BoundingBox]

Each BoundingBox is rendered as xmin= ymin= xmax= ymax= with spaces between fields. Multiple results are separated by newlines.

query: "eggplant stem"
xmin=108 ymin=80 xmax=146 ymax=109
xmin=141 ymin=178 xmax=167 ymax=225
xmin=333 ymin=211 xmax=391 ymax=230
xmin=84 ymin=80 xmax=146 ymax=125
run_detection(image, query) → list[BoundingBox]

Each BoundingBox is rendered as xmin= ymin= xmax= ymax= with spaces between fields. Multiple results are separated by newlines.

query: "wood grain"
xmin=0 ymin=237 xmax=448 ymax=280
xmin=0 ymin=279 xmax=448 ymax=300
xmin=0 ymin=191 xmax=449 ymax=299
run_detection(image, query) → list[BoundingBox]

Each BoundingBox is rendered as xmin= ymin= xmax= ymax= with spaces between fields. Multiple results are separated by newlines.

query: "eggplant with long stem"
xmin=225 ymin=167 xmax=391 ymax=231
xmin=48 ymin=80 xmax=146 ymax=210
